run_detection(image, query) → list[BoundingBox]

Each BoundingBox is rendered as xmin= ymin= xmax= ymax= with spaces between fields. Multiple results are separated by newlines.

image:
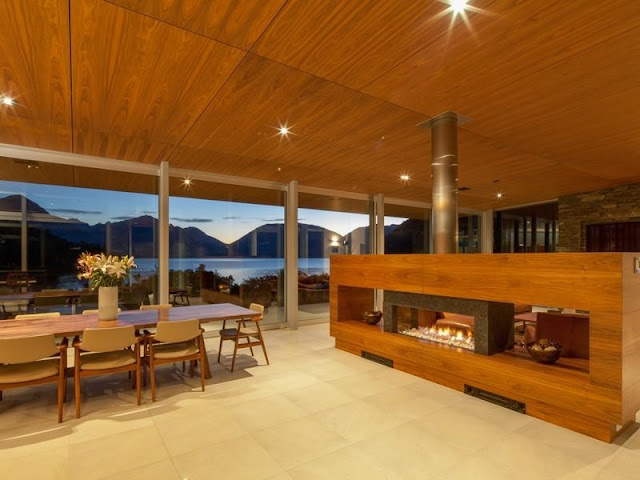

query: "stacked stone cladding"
xmin=558 ymin=183 xmax=640 ymax=252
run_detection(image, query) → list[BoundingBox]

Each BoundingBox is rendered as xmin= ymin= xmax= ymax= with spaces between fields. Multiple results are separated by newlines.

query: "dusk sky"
xmin=0 ymin=181 xmax=405 ymax=244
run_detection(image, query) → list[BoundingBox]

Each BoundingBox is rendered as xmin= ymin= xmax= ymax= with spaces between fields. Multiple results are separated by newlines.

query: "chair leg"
xmin=247 ymin=336 xmax=254 ymax=356
xmin=149 ymin=349 xmax=157 ymax=402
xmin=57 ymin=369 xmax=65 ymax=423
xmin=257 ymin=326 xmax=270 ymax=365
xmin=74 ymin=368 xmax=81 ymax=418
xmin=135 ymin=369 xmax=141 ymax=406
xmin=230 ymin=338 xmax=239 ymax=372
xmin=74 ymin=349 xmax=81 ymax=418
xmin=217 ymin=335 xmax=224 ymax=363
xmin=198 ymin=335 xmax=206 ymax=392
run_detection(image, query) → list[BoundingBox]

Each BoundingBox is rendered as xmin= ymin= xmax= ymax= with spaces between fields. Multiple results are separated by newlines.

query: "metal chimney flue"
xmin=420 ymin=111 xmax=460 ymax=253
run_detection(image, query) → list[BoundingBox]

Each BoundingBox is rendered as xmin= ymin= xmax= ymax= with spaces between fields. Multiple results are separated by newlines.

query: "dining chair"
xmin=143 ymin=319 xmax=206 ymax=401
xmin=217 ymin=303 xmax=270 ymax=372
xmin=81 ymin=308 xmax=121 ymax=315
xmin=139 ymin=304 xmax=173 ymax=311
xmin=15 ymin=312 xmax=61 ymax=320
xmin=0 ymin=334 xmax=68 ymax=422
xmin=73 ymin=325 xmax=141 ymax=418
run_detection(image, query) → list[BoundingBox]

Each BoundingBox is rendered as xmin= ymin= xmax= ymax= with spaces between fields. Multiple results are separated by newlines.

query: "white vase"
xmin=98 ymin=286 xmax=119 ymax=321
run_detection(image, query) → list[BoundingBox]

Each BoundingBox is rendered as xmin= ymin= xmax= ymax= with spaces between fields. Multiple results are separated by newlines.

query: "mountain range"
xmin=0 ymin=195 xmax=373 ymax=258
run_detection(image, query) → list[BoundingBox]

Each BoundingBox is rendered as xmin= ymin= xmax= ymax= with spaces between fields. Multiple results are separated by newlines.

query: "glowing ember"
xmin=400 ymin=326 xmax=474 ymax=351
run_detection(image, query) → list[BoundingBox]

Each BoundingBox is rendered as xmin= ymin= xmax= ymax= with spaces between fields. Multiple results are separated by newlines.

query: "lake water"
xmin=135 ymin=257 xmax=330 ymax=283
xmin=55 ymin=257 xmax=330 ymax=290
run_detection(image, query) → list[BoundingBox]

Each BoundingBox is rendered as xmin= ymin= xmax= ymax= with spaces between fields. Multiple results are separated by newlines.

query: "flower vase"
xmin=98 ymin=286 xmax=119 ymax=321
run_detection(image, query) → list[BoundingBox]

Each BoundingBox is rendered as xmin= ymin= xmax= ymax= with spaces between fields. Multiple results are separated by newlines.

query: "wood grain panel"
xmin=0 ymin=156 xmax=157 ymax=194
xmin=108 ymin=0 xmax=285 ymax=50
xmin=168 ymin=53 xmax=431 ymax=196
xmin=2 ymin=1 xmax=640 ymax=211
xmin=168 ymin=177 xmax=284 ymax=206
xmin=0 ymin=0 xmax=71 ymax=151
xmin=330 ymin=253 xmax=640 ymax=441
xmin=71 ymin=0 xmax=245 ymax=163
xmin=333 ymin=322 xmax=621 ymax=429
xmin=0 ymin=303 xmax=258 ymax=338
xmin=253 ymin=0 xmax=495 ymax=90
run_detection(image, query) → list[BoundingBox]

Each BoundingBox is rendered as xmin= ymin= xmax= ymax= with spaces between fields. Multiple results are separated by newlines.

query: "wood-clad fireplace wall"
xmin=329 ymin=253 xmax=640 ymax=442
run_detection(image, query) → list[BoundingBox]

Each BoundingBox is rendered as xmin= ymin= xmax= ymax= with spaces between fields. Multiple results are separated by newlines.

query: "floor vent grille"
xmin=464 ymin=384 xmax=526 ymax=413
xmin=361 ymin=351 xmax=393 ymax=368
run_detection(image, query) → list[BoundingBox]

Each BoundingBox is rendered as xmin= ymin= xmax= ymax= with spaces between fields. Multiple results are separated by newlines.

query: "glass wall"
xmin=169 ymin=178 xmax=286 ymax=325
xmin=0 ymin=157 xmax=158 ymax=316
xmin=494 ymin=202 xmax=558 ymax=253
xmin=384 ymin=205 xmax=430 ymax=254
xmin=384 ymin=204 xmax=481 ymax=254
xmin=297 ymin=193 xmax=372 ymax=321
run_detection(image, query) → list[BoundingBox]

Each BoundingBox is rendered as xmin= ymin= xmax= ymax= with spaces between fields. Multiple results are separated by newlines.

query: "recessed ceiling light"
xmin=450 ymin=0 xmax=468 ymax=13
xmin=183 ymin=178 xmax=191 ymax=186
xmin=496 ymin=192 xmax=504 ymax=199
xmin=1 ymin=96 xmax=15 ymax=106
xmin=400 ymin=174 xmax=410 ymax=182
xmin=278 ymin=126 xmax=290 ymax=136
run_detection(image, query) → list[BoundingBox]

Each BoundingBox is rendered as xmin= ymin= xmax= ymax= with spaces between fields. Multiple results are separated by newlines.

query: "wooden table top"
xmin=0 ymin=303 xmax=259 ymax=338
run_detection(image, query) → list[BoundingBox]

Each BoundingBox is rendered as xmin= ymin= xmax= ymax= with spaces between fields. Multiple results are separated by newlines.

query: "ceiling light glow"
xmin=496 ymin=192 xmax=504 ymax=199
xmin=450 ymin=0 xmax=468 ymax=13
xmin=1 ymin=96 xmax=15 ymax=106
xmin=400 ymin=174 xmax=411 ymax=182
xmin=278 ymin=126 xmax=290 ymax=136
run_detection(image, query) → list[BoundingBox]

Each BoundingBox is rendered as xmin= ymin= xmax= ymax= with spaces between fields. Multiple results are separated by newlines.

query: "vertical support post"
xmin=481 ymin=209 xmax=494 ymax=253
xmin=286 ymin=180 xmax=298 ymax=329
xmin=373 ymin=193 xmax=384 ymax=312
xmin=430 ymin=112 xmax=459 ymax=253
xmin=158 ymin=161 xmax=169 ymax=305
xmin=20 ymin=195 xmax=27 ymax=272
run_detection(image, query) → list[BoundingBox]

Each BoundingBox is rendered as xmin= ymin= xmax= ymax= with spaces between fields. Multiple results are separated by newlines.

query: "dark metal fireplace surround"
xmin=383 ymin=291 xmax=514 ymax=355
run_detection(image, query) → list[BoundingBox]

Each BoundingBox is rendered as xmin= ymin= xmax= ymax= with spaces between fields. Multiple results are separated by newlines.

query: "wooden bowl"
xmin=526 ymin=341 xmax=562 ymax=364
xmin=361 ymin=311 xmax=383 ymax=325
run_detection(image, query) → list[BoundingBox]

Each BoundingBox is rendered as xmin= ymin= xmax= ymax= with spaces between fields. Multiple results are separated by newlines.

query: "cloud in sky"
xmin=259 ymin=218 xmax=285 ymax=222
xmin=142 ymin=210 xmax=157 ymax=215
xmin=222 ymin=216 xmax=241 ymax=220
xmin=50 ymin=208 xmax=102 ymax=215
xmin=170 ymin=217 xmax=212 ymax=223
xmin=111 ymin=216 xmax=135 ymax=221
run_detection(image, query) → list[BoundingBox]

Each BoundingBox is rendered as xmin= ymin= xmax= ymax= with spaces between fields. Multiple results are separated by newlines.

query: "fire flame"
xmin=426 ymin=326 xmax=473 ymax=344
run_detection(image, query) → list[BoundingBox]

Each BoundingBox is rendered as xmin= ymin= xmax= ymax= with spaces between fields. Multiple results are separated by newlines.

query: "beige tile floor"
xmin=2 ymin=323 xmax=640 ymax=479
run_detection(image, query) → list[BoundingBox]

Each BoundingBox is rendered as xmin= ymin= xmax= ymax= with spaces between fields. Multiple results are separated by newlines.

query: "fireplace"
xmin=383 ymin=291 xmax=514 ymax=355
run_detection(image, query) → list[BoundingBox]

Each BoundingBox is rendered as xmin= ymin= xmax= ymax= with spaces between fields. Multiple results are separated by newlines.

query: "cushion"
xmin=0 ymin=359 xmax=59 ymax=383
xmin=219 ymin=328 xmax=238 ymax=337
xmin=80 ymin=350 xmax=136 ymax=370
xmin=152 ymin=342 xmax=199 ymax=359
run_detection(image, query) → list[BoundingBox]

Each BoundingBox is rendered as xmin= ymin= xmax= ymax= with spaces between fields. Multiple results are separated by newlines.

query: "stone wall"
xmin=558 ymin=183 xmax=640 ymax=252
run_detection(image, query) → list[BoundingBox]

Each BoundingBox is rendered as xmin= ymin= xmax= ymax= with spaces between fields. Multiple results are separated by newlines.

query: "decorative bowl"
xmin=526 ymin=340 xmax=562 ymax=364
xmin=361 ymin=311 xmax=383 ymax=325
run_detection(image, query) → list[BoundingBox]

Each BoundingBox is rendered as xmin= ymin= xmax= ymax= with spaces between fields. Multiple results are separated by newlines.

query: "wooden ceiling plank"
xmin=0 ymin=0 xmax=71 ymax=151
xmin=71 ymin=0 xmax=245 ymax=163
xmin=108 ymin=0 xmax=286 ymax=50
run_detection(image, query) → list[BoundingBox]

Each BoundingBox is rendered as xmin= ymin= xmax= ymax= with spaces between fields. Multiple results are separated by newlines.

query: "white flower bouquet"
xmin=77 ymin=252 xmax=137 ymax=290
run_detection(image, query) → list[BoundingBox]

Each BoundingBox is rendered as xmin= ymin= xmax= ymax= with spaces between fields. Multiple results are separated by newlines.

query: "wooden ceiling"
xmin=1 ymin=0 xmax=639 ymax=210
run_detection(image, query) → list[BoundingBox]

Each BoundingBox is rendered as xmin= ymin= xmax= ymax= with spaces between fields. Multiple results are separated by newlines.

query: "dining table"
xmin=0 ymin=303 xmax=260 ymax=378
